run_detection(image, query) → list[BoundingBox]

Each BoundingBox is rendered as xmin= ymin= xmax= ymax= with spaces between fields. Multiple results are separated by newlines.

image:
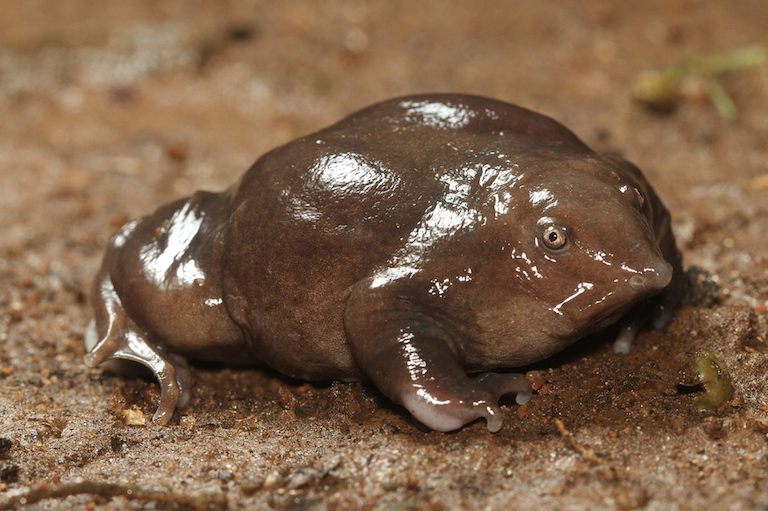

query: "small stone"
xmin=286 ymin=467 xmax=320 ymax=489
xmin=0 ymin=438 xmax=11 ymax=459
xmin=263 ymin=470 xmax=283 ymax=489
xmin=240 ymin=477 xmax=264 ymax=495
xmin=179 ymin=416 xmax=197 ymax=430
xmin=166 ymin=141 xmax=190 ymax=162
xmin=227 ymin=25 xmax=258 ymax=42
xmin=614 ymin=485 xmax=649 ymax=510
xmin=526 ymin=371 xmax=545 ymax=391
xmin=0 ymin=463 xmax=19 ymax=483
xmin=703 ymin=417 xmax=726 ymax=440
xmin=752 ymin=417 xmax=768 ymax=434
xmin=122 ymin=406 xmax=147 ymax=426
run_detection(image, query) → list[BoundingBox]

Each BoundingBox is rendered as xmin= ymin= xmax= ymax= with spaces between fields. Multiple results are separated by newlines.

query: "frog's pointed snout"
xmin=628 ymin=260 xmax=673 ymax=293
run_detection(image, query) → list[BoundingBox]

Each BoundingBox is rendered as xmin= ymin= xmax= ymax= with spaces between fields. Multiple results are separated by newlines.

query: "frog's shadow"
xmin=358 ymin=326 xmax=625 ymax=432
xmin=106 ymin=324 xmax=630 ymax=429
xmin=519 ymin=325 xmax=619 ymax=372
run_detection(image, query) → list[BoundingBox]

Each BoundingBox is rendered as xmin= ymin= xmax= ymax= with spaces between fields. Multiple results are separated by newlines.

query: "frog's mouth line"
xmin=541 ymin=289 xmax=619 ymax=337
xmin=555 ymin=297 xmax=635 ymax=340
xmin=594 ymin=310 xmax=627 ymax=330
xmin=583 ymin=292 xmax=658 ymax=337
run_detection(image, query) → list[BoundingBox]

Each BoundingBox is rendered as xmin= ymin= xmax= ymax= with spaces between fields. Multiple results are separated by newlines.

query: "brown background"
xmin=1 ymin=1 xmax=767 ymax=509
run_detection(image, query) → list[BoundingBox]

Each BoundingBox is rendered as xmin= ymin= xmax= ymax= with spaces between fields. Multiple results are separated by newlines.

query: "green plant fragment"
xmin=632 ymin=44 xmax=767 ymax=119
xmin=692 ymin=349 xmax=734 ymax=412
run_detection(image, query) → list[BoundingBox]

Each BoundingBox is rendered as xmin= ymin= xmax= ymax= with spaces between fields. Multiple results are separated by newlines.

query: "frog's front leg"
xmin=344 ymin=281 xmax=531 ymax=432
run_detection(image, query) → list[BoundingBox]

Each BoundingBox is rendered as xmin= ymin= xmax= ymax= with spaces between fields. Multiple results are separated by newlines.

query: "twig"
xmin=553 ymin=418 xmax=602 ymax=465
xmin=0 ymin=480 xmax=227 ymax=510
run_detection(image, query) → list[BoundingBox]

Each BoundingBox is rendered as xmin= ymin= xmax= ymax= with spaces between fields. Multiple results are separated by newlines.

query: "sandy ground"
xmin=1 ymin=1 xmax=768 ymax=509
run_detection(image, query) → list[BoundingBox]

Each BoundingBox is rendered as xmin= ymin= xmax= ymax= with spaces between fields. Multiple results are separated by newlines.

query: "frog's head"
xmin=498 ymin=160 xmax=672 ymax=358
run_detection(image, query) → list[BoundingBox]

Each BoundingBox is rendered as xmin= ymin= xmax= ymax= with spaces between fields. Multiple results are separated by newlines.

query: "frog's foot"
xmin=86 ymin=278 xmax=193 ymax=424
xmin=400 ymin=372 xmax=532 ymax=433
xmin=85 ymin=322 xmax=193 ymax=424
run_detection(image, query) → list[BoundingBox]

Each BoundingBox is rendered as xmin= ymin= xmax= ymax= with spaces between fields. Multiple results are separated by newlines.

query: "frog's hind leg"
xmin=85 ymin=271 xmax=193 ymax=425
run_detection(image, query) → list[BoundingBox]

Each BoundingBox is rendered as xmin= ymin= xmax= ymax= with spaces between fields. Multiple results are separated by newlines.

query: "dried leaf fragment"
xmin=122 ymin=406 xmax=147 ymax=426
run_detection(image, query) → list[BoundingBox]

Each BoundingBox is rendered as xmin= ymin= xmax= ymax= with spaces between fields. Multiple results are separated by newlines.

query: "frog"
xmin=85 ymin=94 xmax=683 ymax=432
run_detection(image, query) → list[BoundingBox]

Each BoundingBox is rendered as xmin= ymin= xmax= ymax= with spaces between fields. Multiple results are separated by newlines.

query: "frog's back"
xmin=235 ymin=94 xmax=591 ymax=205
xmin=222 ymin=95 xmax=593 ymax=379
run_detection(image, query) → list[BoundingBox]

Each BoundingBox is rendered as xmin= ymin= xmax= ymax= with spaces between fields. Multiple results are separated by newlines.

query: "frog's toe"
xmin=612 ymin=309 xmax=648 ymax=354
xmin=651 ymin=303 xmax=675 ymax=330
xmin=402 ymin=393 xmax=503 ymax=433
xmin=168 ymin=353 xmax=194 ymax=408
xmin=613 ymin=328 xmax=636 ymax=354
xmin=151 ymin=364 xmax=183 ymax=424
xmin=473 ymin=372 xmax=532 ymax=431
xmin=119 ymin=338 xmax=191 ymax=425
xmin=401 ymin=372 xmax=531 ymax=432
xmin=473 ymin=372 xmax=532 ymax=405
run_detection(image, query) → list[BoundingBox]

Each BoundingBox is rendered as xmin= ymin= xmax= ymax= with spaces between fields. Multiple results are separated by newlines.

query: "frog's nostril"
xmin=628 ymin=261 xmax=673 ymax=293
xmin=629 ymin=275 xmax=647 ymax=290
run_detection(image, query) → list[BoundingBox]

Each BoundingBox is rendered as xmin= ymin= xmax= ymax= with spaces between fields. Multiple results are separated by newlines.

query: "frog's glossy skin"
xmin=86 ymin=94 xmax=683 ymax=431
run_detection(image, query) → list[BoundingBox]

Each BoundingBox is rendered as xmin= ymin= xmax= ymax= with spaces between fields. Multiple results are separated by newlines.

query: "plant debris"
xmin=122 ymin=406 xmax=147 ymax=426
xmin=632 ymin=45 xmax=767 ymax=119
xmin=690 ymin=350 xmax=735 ymax=412
xmin=553 ymin=418 xmax=602 ymax=465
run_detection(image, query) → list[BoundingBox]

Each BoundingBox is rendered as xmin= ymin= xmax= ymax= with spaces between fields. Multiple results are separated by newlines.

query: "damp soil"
xmin=1 ymin=1 xmax=768 ymax=510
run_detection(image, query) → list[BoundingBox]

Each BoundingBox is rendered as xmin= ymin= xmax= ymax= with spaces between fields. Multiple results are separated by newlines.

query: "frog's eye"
xmin=541 ymin=225 xmax=569 ymax=251
xmin=620 ymin=185 xmax=645 ymax=210
xmin=634 ymin=188 xmax=645 ymax=209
